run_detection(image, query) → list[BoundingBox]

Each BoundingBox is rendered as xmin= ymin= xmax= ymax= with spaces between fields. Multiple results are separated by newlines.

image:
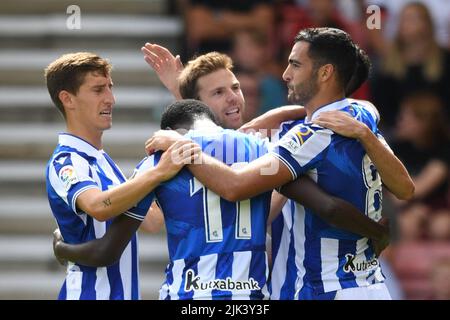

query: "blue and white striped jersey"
xmin=133 ymin=127 xmax=272 ymax=300
xmin=46 ymin=133 xmax=140 ymax=300
xmin=270 ymin=118 xmax=305 ymax=300
xmin=270 ymin=99 xmax=386 ymax=299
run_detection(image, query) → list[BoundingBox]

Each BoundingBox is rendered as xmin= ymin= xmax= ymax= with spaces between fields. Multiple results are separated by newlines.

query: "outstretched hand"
xmin=53 ymin=228 xmax=67 ymax=267
xmin=141 ymin=43 xmax=183 ymax=99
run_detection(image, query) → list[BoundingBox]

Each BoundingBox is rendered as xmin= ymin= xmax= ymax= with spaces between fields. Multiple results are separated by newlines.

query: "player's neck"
xmin=66 ymin=123 xmax=104 ymax=150
xmin=305 ymin=91 xmax=344 ymax=120
xmin=191 ymin=118 xmax=220 ymax=131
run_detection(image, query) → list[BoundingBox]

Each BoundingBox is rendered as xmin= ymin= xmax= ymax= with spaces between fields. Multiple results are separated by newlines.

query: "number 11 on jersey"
xmin=190 ymin=176 xmax=252 ymax=243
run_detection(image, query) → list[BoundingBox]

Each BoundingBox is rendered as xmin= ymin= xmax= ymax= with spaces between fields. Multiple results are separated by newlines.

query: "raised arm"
xmin=53 ymin=214 xmax=141 ymax=267
xmin=313 ymin=110 xmax=414 ymax=200
xmin=279 ymin=176 xmax=389 ymax=255
xmin=141 ymin=43 xmax=183 ymax=100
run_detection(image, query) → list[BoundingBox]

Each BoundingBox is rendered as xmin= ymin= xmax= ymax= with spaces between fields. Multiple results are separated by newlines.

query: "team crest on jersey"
xmin=295 ymin=126 xmax=314 ymax=145
xmin=59 ymin=165 xmax=79 ymax=191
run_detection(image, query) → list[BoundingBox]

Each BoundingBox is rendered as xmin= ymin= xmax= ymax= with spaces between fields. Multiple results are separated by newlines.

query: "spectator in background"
xmin=370 ymin=2 xmax=450 ymax=132
xmin=182 ymin=0 xmax=275 ymax=58
xmin=231 ymin=28 xmax=287 ymax=117
xmin=234 ymin=70 xmax=261 ymax=123
xmin=389 ymin=92 xmax=450 ymax=241
xmin=365 ymin=0 xmax=450 ymax=49
xmin=429 ymin=258 xmax=450 ymax=300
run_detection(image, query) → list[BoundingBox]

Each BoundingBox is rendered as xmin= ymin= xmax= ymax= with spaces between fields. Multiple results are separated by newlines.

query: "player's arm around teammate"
xmin=53 ymin=141 xmax=201 ymax=266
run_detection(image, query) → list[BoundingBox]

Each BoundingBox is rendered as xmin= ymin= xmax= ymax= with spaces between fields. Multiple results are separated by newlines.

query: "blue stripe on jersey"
xmin=134 ymin=128 xmax=271 ymax=300
xmin=337 ymin=240 xmax=358 ymax=290
xmin=297 ymin=285 xmax=336 ymax=300
xmin=213 ymin=253 xmax=233 ymax=300
xmin=249 ymin=250 xmax=267 ymax=300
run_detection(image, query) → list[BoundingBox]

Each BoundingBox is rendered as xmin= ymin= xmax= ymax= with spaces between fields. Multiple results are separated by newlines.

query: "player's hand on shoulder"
xmin=313 ymin=110 xmax=368 ymax=139
xmin=145 ymin=129 xmax=188 ymax=155
xmin=52 ymin=228 xmax=67 ymax=267
xmin=156 ymin=139 xmax=201 ymax=181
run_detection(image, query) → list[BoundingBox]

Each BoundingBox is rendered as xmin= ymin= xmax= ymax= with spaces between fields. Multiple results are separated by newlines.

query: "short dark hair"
xmin=295 ymin=28 xmax=371 ymax=93
xmin=160 ymin=99 xmax=218 ymax=130
xmin=45 ymin=52 xmax=112 ymax=118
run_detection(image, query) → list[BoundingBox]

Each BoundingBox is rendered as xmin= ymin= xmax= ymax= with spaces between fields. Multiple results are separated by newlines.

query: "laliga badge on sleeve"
xmin=59 ymin=165 xmax=79 ymax=191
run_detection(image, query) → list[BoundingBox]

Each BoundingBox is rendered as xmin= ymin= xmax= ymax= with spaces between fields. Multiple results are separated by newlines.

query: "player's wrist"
xmin=356 ymin=124 xmax=371 ymax=142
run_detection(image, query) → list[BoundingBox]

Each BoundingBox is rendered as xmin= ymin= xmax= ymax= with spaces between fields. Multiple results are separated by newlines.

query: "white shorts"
xmin=334 ymin=283 xmax=392 ymax=300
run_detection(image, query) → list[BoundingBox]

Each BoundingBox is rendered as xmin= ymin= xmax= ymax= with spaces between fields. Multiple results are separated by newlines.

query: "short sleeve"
xmin=123 ymin=155 xmax=158 ymax=221
xmin=270 ymin=124 xmax=331 ymax=180
xmin=49 ymin=152 xmax=100 ymax=214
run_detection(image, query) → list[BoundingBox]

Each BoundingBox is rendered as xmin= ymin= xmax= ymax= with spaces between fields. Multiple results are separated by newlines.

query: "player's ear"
xmin=59 ymin=90 xmax=75 ymax=111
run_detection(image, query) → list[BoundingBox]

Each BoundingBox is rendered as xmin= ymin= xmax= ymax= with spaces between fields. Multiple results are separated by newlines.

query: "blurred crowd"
xmin=170 ymin=0 xmax=450 ymax=299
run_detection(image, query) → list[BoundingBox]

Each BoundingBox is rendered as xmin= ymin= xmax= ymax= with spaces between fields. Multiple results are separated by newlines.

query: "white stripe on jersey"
xmin=293 ymin=203 xmax=306 ymax=299
xmin=92 ymin=219 xmax=110 ymax=299
xmin=291 ymin=129 xmax=331 ymax=167
xmin=169 ymin=259 xmax=185 ymax=300
xmin=65 ymin=268 xmax=82 ymax=300
xmin=355 ymin=238 xmax=370 ymax=287
xmin=48 ymin=163 xmax=69 ymax=205
xmin=320 ymin=238 xmax=341 ymax=293
xmin=95 ymin=267 xmax=110 ymax=300
xmin=120 ymin=239 xmax=134 ymax=300
xmin=232 ymin=251 xmax=252 ymax=300
xmin=270 ymin=206 xmax=293 ymax=300
xmin=193 ymin=254 xmax=217 ymax=300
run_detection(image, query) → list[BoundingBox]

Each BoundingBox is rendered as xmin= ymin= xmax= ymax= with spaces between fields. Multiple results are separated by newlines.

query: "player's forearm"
xmin=359 ymin=128 xmax=415 ymax=200
xmin=84 ymin=168 xmax=165 ymax=221
xmin=280 ymin=176 xmax=387 ymax=240
xmin=55 ymin=238 xmax=119 ymax=267
xmin=267 ymin=192 xmax=288 ymax=225
xmin=189 ymin=153 xmax=290 ymax=201
xmin=273 ymin=105 xmax=306 ymax=122
xmin=327 ymin=197 xmax=388 ymax=241
xmin=188 ymin=154 xmax=243 ymax=201
xmin=54 ymin=215 xmax=141 ymax=267
xmin=240 ymin=105 xmax=306 ymax=140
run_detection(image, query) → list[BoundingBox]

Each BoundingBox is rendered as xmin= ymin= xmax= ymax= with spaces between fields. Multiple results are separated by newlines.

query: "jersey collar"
xmin=305 ymin=98 xmax=349 ymax=123
xmin=58 ymin=133 xmax=104 ymax=159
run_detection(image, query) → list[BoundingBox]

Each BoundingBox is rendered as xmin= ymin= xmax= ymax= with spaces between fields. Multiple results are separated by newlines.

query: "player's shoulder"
xmin=281 ymin=122 xmax=332 ymax=149
xmin=49 ymin=149 xmax=83 ymax=170
xmin=135 ymin=152 xmax=160 ymax=171
xmin=346 ymin=98 xmax=380 ymax=124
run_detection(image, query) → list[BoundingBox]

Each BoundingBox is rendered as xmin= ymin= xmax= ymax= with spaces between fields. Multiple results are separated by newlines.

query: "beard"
xmin=288 ymin=72 xmax=319 ymax=105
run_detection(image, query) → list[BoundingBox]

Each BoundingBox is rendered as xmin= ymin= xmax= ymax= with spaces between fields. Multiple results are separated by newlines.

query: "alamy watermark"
xmin=66 ymin=5 xmax=81 ymax=30
xmin=366 ymin=5 xmax=381 ymax=30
